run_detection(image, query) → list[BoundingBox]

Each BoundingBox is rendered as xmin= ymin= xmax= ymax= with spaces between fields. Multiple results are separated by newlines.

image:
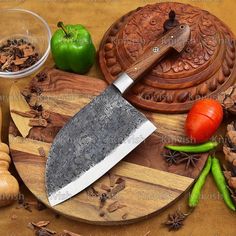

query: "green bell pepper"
xmin=51 ymin=21 xmax=96 ymax=74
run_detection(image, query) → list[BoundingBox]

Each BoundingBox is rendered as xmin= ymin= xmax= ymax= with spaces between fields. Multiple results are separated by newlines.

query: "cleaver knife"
xmin=46 ymin=24 xmax=190 ymax=206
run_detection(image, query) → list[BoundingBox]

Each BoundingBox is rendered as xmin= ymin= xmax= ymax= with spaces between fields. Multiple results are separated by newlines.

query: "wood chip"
xmin=62 ymin=230 xmax=82 ymax=236
xmin=21 ymin=88 xmax=31 ymax=97
xmin=10 ymin=214 xmax=17 ymax=220
xmin=42 ymin=110 xmax=50 ymax=120
xmin=100 ymin=184 xmax=111 ymax=192
xmin=0 ymin=55 xmax=7 ymax=63
xmin=2 ymin=56 xmax=12 ymax=70
xmin=29 ymin=94 xmax=39 ymax=107
xmin=23 ymin=46 xmax=34 ymax=57
xmin=12 ymin=57 xmax=28 ymax=65
xmin=107 ymin=201 xmax=126 ymax=213
xmin=11 ymin=109 xmax=37 ymax=118
xmin=38 ymin=147 xmax=46 ymax=157
xmin=32 ymin=221 xmax=50 ymax=228
xmin=143 ymin=231 xmax=151 ymax=236
xmin=115 ymin=177 xmax=124 ymax=184
xmin=29 ymin=118 xmax=48 ymax=127
xmin=107 ymin=179 xmax=126 ymax=199
xmin=108 ymin=173 xmax=116 ymax=187
xmin=27 ymin=222 xmax=35 ymax=230
xmin=122 ymin=213 xmax=128 ymax=220
xmin=86 ymin=187 xmax=99 ymax=197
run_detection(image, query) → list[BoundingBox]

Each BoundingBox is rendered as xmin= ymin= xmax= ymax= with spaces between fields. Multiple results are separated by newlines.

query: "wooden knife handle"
xmin=125 ymin=24 xmax=189 ymax=81
xmin=0 ymin=108 xmax=19 ymax=207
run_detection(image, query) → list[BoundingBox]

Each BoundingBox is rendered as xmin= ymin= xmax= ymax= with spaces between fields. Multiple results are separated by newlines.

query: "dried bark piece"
xmin=115 ymin=177 xmax=124 ymax=184
xmin=29 ymin=118 xmax=48 ymax=127
xmin=62 ymin=229 xmax=82 ymax=236
xmin=100 ymin=184 xmax=111 ymax=192
xmin=10 ymin=214 xmax=17 ymax=220
xmin=223 ymin=146 xmax=236 ymax=162
xmin=23 ymin=46 xmax=34 ymax=57
xmin=107 ymin=179 xmax=126 ymax=199
xmin=12 ymin=57 xmax=28 ymax=65
xmin=27 ymin=223 xmax=35 ymax=230
xmin=224 ymin=170 xmax=232 ymax=180
xmin=108 ymin=173 xmax=116 ymax=187
xmin=0 ymin=55 xmax=7 ymax=63
xmin=122 ymin=213 xmax=128 ymax=220
xmin=218 ymin=85 xmax=236 ymax=115
xmin=42 ymin=110 xmax=50 ymax=120
xmin=223 ymin=121 xmax=236 ymax=202
xmin=228 ymin=177 xmax=236 ymax=189
xmin=29 ymin=94 xmax=39 ymax=107
xmin=227 ymin=130 xmax=236 ymax=146
xmin=143 ymin=231 xmax=151 ymax=236
xmin=11 ymin=109 xmax=37 ymax=118
xmin=2 ymin=56 xmax=12 ymax=70
xmin=107 ymin=201 xmax=126 ymax=213
xmin=38 ymin=147 xmax=46 ymax=158
xmin=32 ymin=221 xmax=50 ymax=228
xmin=86 ymin=187 xmax=99 ymax=197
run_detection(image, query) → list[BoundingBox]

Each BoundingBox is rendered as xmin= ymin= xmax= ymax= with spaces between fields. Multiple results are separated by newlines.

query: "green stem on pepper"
xmin=57 ymin=21 xmax=71 ymax=38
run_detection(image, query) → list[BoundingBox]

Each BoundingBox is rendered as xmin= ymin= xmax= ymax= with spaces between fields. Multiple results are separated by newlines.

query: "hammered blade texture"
xmin=46 ymin=85 xmax=149 ymax=196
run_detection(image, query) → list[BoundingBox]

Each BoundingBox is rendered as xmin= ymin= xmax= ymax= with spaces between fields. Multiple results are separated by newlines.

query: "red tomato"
xmin=185 ymin=99 xmax=223 ymax=143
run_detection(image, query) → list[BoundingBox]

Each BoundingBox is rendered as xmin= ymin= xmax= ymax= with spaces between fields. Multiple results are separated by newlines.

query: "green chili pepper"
xmin=211 ymin=157 xmax=236 ymax=211
xmin=165 ymin=141 xmax=218 ymax=153
xmin=189 ymin=156 xmax=212 ymax=207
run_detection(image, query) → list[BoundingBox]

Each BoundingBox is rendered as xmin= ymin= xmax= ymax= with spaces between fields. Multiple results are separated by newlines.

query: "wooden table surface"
xmin=1 ymin=0 xmax=236 ymax=235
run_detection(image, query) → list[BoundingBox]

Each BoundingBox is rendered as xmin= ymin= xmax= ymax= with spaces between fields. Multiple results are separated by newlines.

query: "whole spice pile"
xmin=0 ymin=39 xmax=39 ymax=72
xmin=162 ymin=149 xmax=200 ymax=170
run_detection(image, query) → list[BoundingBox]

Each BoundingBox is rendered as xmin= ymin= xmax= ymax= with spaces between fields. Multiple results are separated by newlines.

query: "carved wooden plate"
xmin=99 ymin=2 xmax=236 ymax=113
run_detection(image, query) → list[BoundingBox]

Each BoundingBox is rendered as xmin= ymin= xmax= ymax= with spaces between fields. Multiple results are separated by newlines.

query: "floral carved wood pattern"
xmin=99 ymin=2 xmax=236 ymax=113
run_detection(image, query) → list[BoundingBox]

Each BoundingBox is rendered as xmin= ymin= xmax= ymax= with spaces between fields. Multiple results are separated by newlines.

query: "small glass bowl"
xmin=0 ymin=9 xmax=51 ymax=79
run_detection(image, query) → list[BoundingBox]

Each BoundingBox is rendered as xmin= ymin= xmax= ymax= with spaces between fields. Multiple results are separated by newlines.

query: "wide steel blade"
xmin=46 ymin=85 xmax=156 ymax=206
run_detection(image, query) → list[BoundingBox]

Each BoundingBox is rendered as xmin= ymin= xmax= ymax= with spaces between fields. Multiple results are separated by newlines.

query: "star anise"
xmin=177 ymin=152 xmax=200 ymax=170
xmin=164 ymin=210 xmax=186 ymax=231
xmin=162 ymin=150 xmax=182 ymax=166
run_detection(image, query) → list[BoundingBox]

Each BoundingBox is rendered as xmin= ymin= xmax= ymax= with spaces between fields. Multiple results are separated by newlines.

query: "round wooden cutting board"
xmin=9 ymin=68 xmax=208 ymax=225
